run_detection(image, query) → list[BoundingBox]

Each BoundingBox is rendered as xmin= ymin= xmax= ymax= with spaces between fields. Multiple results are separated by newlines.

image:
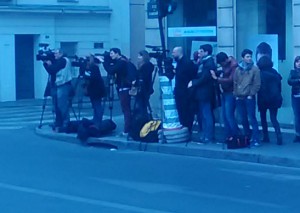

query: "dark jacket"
xmin=217 ymin=56 xmax=237 ymax=93
xmin=103 ymin=57 xmax=129 ymax=90
xmin=85 ymin=64 xmax=106 ymax=99
xmin=288 ymin=68 xmax=300 ymax=96
xmin=191 ymin=56 xmax=216 ymax=102
xmin=137 ymin=61 xmax=154 ymax=97
xmin=257 ymin=58 xmax=282 ymax=110
xmin=43 ymin=57 xmax=67 ymax=86
xmin=174 ymin=56 xmax=197 ymax=97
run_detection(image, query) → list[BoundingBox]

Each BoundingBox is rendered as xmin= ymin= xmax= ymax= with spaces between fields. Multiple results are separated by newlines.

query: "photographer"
xmin=43 ymin=49 xmax=72 ymax=132
xmin=103 ymin=48 xmax=131 ymax=137
xmin=84 ymin=55 xmax=106 ymax=128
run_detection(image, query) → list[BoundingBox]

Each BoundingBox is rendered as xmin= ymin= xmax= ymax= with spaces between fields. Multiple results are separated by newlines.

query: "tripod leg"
xmin=38 ymin=98 xmax=47 ymax=129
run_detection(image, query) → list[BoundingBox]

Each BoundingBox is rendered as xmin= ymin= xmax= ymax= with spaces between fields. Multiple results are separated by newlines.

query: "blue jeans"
xmin=56 ymin=82 xmax=72 ymax=128
xmin=198 ymin=101 xmax=213 ymax=140
xmin=292 ymin=96 xmax=300 ymax=136
xmin=91 ymin=98 xmax=104 ymax=128
xmin=236 ymin=97 xmax=259 ymax=142
xmin=222 ymin=93 xmax=239 ymax=138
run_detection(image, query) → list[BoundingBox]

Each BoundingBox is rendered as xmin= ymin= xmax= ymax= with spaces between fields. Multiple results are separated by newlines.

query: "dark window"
xmin=266 ymin=0 xmax=286 ymax=60
xmin=60 ymin=42 xmax=78 ymax=57
xmin=94 ymin=42 xmax=104 ymax=49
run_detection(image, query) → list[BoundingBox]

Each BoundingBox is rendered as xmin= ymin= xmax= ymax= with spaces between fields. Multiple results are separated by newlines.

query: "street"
xmin=0 ymin=127 xmax=299 ymax=213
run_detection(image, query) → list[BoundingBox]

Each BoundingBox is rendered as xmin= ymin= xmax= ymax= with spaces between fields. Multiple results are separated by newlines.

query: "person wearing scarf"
xmin=233 ymin=49 xmax=261 ymax=147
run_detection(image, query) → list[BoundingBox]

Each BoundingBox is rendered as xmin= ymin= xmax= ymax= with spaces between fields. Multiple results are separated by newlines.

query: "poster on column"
xmin=190 ymin=41 xmax=218 ymax=61
xmin=247 ymin=34 xmax=279 ymax=71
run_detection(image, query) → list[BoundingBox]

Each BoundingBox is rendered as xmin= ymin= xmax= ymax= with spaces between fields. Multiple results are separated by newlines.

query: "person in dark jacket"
xmin=188 ymin=44 xmax=216 ymax=143
xmin=134 ymin=50 xmax=154 ymax=116
xmin=257 ymin=56 xmax=283 ymax=145
xmin=172 ymin=47 xmax=197 ymax=131
xmin=84 ymin=55 xmax=106 ymax=128
xmin=211 ymin=52 xmax=240 ymax=141
xmin=43 ymin=49 xmax=72 ymax=132
xmin=288 ymin=56 xmax=300 ymax=143
xmin=103 ymin=48 xmax=131 ymax=136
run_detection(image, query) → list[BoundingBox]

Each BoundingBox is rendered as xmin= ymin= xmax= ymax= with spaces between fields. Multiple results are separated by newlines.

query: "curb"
xmin=35 ymin=127 xmax=300 ymax=169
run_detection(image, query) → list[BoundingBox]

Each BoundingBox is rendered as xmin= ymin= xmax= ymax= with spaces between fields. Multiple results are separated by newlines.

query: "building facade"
xmin=143 ymin=0 xmax=300 ymax=125
xmin=0 ymin=0 xmax=133 ymax=101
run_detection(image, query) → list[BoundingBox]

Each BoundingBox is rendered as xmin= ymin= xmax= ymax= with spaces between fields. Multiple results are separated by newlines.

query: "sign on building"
xmin=147 ymin=0 xmax=158 ymax=19
xmin=168 ymin=26 xmax=217 ymax=37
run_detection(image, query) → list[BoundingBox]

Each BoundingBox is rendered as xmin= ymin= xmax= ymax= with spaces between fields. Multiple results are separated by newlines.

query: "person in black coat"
xmin=84 ymin=55 xmax=106 ymax=128
xmin=172 ymin=47 xmax=197 ymax=131
xmin=288 ymin=56 xmax=300 ymax=143
xmin=188 ymin=44 xmax=216 ymax=143
xmin=257 ymin=56 xmax=283 ymax=145
xmin=134 ymin=50 xmax=154 ymax=117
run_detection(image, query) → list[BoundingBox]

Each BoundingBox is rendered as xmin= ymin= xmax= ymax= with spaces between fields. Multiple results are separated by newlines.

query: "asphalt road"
xmin=0 ymin=128 xmax=299 ymax=213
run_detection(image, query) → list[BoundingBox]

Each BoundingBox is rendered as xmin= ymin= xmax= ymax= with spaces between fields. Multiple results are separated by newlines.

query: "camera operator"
xmin=43 ymin=49 xmax=72 ymax=132
xmin=84 ymin=55 xmax=106 ymax=128
xmin=103 ymin=48 xmax=131 ymax=137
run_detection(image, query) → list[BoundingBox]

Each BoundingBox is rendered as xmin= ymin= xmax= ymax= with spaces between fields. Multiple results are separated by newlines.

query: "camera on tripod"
xmin=36 ymin=43 xmax=55 ymax=62
xmin=146 ymin=45 xmax=174 ymax=80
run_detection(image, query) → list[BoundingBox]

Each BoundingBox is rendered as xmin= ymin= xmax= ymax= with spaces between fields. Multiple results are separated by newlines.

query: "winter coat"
xmin=257 ymin=60 xmax=282 ymax=110
xmin=288 ymin=68 xmax=300 ymax=96
xmin=174 ymin=56 xmax=197 ymax=97
xmin=233 ymin=61 xmax=261 ymax=98
xmin=85 ymin=64 xmax=106 ymax=99
xmin=137 ymin=61 xmax=155 ymax=97
xmin=217 ymin=56 xmax=237 ymax=93
xmin=191 ymin=56 xmax=216 ymax=102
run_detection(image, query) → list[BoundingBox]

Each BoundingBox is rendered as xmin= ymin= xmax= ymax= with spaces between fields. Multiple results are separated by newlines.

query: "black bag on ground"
xmin=129 ymin=114 xmax=150 ymax=141
xmin=139 ymin=120 xmax=162 ymax=143
xmin=77 ymin=118 xmax=116 ymax=142
xmin=227 ymin=135 xmax=250 ymax=149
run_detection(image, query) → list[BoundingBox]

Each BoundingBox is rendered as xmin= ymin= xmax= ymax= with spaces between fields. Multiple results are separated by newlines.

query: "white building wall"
xmin=54 ymin=14 xmax=111 ymax=55
xmin=0 ymin=13 xmax=56 ymax=101
xmin=0 ymin=0 xmax=132 ymax=101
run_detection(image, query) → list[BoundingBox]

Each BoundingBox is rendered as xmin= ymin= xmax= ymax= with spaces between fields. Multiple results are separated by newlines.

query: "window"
xmin=60 ymin=42 xmax=78 ymax=57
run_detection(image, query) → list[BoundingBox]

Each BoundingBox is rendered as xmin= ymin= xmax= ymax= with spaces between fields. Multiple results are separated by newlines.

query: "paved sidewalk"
xmin=35 ymin=115 xmax=300 ymax=169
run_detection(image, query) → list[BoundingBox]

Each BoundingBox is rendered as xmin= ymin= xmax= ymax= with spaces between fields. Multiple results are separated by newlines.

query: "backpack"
xmin=139 ymin=120 xmax=162 ymax=142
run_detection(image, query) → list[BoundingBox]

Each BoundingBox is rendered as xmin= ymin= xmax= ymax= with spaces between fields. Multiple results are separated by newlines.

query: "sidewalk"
xmin=35 ymin=115 xmax=300 ymax=169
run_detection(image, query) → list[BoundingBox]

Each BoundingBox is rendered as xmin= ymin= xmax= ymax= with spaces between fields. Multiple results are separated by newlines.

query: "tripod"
xmin=38 ymin=75 xmax=81 ymax=129
xmin=103 ymin=74 xmax=115 ymax=120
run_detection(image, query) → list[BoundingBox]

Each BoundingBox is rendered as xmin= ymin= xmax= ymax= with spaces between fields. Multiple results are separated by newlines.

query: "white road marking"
xmin=0 ymin=182 xmax=172 ymax=213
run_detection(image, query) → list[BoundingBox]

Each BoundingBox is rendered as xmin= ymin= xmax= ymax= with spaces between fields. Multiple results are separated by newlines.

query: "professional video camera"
xmin=36 ymin=43 xmax=55 ymax=62
xmin=146 ymin=45 xmax=174 ymax=80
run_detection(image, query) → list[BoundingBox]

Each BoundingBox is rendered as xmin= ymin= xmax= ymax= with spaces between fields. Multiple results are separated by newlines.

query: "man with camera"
xmin=43 ymin=49 xmax=72 ymax=132
xmin=83 ymin=55 xmax=106 ymax=128
xmin=103 ymin=48 xmax=132 ymax=137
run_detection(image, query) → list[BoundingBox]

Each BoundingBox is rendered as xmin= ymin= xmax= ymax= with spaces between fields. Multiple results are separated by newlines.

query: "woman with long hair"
xmin=288 ymin=56 xmax=300 ymax=143
xmin=257 ymin=56 xmax=283 ymax=145
xmin=134 ymin=50 xmax=154 ymax=117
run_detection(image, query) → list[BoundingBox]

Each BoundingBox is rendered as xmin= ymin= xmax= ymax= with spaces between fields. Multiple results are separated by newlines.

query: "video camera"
xmin=146 ymin=45 xmax=174 ymax=80
xmin=36 ymin=43 xmax=55 ymax=62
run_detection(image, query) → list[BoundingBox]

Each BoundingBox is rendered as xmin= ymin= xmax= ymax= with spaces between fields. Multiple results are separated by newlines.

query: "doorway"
xmin=15 ymin=34 xmax=35 ymax=100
